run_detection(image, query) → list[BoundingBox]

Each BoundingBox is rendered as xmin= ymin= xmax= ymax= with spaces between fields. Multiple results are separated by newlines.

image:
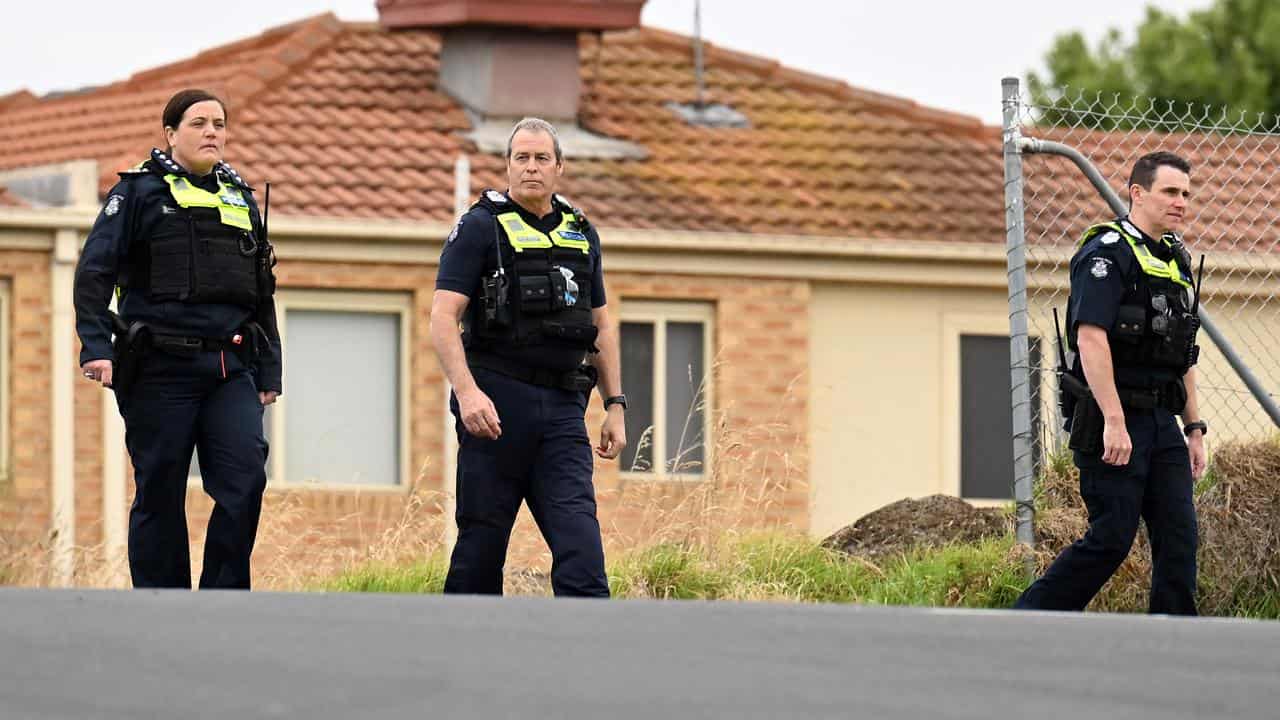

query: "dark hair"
xmin=162 ymin=89 xmax=227 ymax=132
xmin=1128 ymin=151 xmax=1191 ymax=201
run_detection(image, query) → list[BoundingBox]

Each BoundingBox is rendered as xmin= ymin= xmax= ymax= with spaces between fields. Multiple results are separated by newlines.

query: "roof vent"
xmin=666 ymin=101 xmax=749 ymax=128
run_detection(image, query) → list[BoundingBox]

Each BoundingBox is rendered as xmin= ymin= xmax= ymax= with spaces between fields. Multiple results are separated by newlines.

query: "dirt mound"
xmin=820 ymin=494 xmax=1010 ymax=559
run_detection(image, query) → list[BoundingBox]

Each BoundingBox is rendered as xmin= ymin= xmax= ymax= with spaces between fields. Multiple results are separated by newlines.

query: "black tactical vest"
xmin=1068 ymin=220 xmax=1200 ymax=388
xmin=141 ymin=173 xmax=261 ymax=308
xmin=463 ymin=190 xmax=598 ymax=354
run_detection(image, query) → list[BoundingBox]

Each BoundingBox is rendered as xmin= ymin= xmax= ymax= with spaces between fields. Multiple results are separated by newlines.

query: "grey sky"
xmin=2 ymin=0 xmax=1210 ymax=125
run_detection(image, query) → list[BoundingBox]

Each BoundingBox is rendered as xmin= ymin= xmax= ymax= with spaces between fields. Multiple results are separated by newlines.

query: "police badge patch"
xmin=446 ymin=218 xmax=462 ymax=243
xmin=104 ymin=194 xmax=124 ymax=216
xmin=1090 ymin=257 xmax=1111 ymax=278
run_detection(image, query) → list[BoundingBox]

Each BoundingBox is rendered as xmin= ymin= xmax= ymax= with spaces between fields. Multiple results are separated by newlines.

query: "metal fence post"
xmin=1002 ymin=77 xmax=1037 ymax=573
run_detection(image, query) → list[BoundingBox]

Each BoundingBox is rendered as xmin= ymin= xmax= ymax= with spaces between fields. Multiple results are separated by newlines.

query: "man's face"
xmin=165 ymin=100 xmax=226 ymax=176
xmin=507 ymin=129 xmax=562 ymax=208
xmin=1131 ymin=165 xmax=1190 ymax=235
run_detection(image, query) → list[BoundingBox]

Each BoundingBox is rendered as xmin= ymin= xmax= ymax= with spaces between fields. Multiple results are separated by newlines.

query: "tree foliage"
xmin=1029 ymin=0 xmax=1280 ymax=129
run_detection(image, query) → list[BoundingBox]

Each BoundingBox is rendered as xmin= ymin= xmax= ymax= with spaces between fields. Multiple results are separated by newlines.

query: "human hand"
xmin=596 ymin=407 xmax=626 ymax=459
xmin=1102 ymin=418 xmax=1132 ymax=466
xmin=458 ymin=387 xmax=501 ymax=439
xmin=81 ymin=359 xmax=114 ymax=388
xmin=1187 ymin=431 xmax=1207 ymax=479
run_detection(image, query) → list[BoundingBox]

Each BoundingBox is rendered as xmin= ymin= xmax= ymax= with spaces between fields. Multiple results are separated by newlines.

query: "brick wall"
xmin=0 ymin=249 xmax=53 ymax=546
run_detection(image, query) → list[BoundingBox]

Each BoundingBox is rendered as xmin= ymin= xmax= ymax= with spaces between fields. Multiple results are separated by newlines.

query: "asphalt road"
xmin=2 ymin=588 xmax=1277 ymax=719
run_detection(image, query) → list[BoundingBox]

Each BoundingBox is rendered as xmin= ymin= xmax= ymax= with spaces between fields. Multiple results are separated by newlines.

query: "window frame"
xmin=618 ymin=300 xmax=715 ymax=482
xmin=266 ymin=289 xmax=412 ymax=491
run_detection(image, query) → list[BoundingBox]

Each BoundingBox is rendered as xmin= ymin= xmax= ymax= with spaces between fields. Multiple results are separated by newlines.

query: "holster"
xmin=1059 ymin=370 xmax=1102 ymax=454
xmin=1068 ymin=395 xmax=1105 ymax=455
xmin=109 ymin=311 xmax=151 ymax=395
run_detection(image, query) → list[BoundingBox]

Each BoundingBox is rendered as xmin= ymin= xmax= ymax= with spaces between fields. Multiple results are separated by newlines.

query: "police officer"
xmin=1016 ymin=151 xmax=1207 ymax=615
xmin=74 ymin=89 xmax=282 ymax=590
xmin=430 ymin=117 xmax=626 ymax=597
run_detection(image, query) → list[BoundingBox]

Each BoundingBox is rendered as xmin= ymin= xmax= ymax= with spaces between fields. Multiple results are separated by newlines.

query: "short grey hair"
xmin=506 ymin=117 xmax=562 ymax=163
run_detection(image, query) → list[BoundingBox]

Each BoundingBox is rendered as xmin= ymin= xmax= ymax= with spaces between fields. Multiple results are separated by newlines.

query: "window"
xmin=191 ymin=290 xmax=411 ymax=488
xmin=959 ymin=334 xmax=1042 ymax=500
xmin=619 ymin=301 xmax=713 ymax=478
xmin=276 ymin=292 xmax=409 ymax=487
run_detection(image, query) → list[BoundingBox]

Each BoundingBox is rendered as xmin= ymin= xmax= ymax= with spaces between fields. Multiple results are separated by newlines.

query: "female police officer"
xmin=74 ymin=89 xmax=282 ymax=590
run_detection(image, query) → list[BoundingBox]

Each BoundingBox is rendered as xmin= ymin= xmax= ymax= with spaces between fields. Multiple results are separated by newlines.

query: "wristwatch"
xmin=604 ymin=394 xmax=627 ymax=411
xmin=1183 ymin=420 xmax=1208 ymax=437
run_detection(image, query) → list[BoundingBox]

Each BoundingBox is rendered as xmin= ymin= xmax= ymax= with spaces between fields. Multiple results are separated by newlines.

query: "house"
xmin=13 ymin=0 xmax=1266 ymax=584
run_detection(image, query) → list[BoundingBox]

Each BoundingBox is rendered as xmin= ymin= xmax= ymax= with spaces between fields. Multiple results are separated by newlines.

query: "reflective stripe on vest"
xmin=495 ymin=211 xmax=589 ymax=253
xmin=163 ymin=174 xmax=253 ymax=231
xmin=1083 ymin=222 xmax=1192 ymax=289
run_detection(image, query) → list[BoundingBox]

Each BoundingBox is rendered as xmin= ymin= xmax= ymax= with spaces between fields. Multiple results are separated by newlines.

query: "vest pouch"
xmin=548 ymin=267 xmax=580 ymax=311
xmin=541 ymin=321 xmax=598 ymax=345
xmin=1113 ymin=305 xmax=1145 ymax=341
xmin=148 ymin=218 xmax=194 ymax=299
xmin=1164 ymin=378 xmax=1188 ymax=415
xmin=1151 ymin=311 xmax=1199 ymax=370
xmin=518 ymin=275 xmax=553 ymax=315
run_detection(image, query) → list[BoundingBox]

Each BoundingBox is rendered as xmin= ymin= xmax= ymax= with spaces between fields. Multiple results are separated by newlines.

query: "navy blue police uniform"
xmin=1016 ymin=217 xmax=1200 ymax=615
xmin=436 ymin=189 xmax=609 ymax=597
xmin=74 ymin=148 xmax=283 ymax=590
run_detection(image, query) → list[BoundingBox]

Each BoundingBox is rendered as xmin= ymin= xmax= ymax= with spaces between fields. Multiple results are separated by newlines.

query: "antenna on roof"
xmin=666 ymin=0 xmax=749 ymax=128
xmin=694 ymin=0 xmax=705 ymax=109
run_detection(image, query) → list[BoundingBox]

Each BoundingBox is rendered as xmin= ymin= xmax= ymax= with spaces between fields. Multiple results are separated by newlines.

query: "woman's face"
xmin=165 ymin=100 xmax=226 ymax=175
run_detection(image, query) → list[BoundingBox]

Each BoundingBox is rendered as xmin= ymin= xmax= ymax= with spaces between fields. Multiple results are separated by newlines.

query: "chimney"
xmin=377 ymin=0 xmax=648 ymax=159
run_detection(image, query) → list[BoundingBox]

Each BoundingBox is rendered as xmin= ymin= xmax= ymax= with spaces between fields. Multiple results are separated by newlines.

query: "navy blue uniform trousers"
xmin=445 ymin=367 xmax=609 ymax=597
xmin=1016 ymin=408 xmax=1198 ymax=615
xmin=115 ymin=348 xmax=269 ymax=589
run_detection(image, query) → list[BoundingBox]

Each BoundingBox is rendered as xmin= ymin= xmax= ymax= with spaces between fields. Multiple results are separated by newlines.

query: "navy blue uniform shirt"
xmin=436 ymin=193 xmax=605 ymax=371
xmin=1067 ymin=223 xmax=1140 ymax=339
xmin=73 ymin=161 xmax=283 ymax=393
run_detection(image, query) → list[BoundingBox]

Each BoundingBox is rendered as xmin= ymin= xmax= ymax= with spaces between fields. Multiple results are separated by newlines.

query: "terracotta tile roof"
xmin=1023 ymin=125 xmax=1280 ymax=254
xmin=0 ymin=13 xmax=1006 ymax=241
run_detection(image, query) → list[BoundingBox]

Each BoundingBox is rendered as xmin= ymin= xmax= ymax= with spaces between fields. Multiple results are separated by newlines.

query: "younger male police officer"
xmin=430 ymin=118 xmax=626 ymax=597
xmin=74 ymin=89 xmax=282 ymax=589
xmin=1016 ymin=151 xmax=1207 ymax=615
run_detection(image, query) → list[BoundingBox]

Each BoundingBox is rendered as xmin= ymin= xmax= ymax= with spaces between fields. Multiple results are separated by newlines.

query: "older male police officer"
xmin=1016 ymin=151 xmax=1207 ymax=615
xmin=430 ymin=118 xmax=626 ymax=597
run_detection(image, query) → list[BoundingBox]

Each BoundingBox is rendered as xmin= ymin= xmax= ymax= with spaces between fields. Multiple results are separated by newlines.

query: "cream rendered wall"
xmin=808 ymin=281 xmax=1011 ymax=539
xmin=1160 ymin=295 xmax=1280 ymax=444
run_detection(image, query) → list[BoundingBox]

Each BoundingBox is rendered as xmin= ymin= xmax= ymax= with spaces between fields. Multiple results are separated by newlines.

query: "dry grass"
xmin=1032 ymin=436 xmax=1280 ymax=616
xmin=0 ymin=367 xmax=808 ymax=595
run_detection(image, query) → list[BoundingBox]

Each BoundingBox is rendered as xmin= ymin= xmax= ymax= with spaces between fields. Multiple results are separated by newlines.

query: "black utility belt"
xmin=1117 ymin=383 xmax=1184 ymax=412
xmin=151 ymin=332 xmax=248 ymax=356
xmin=467 ymin=352 xmax=596 ymax=392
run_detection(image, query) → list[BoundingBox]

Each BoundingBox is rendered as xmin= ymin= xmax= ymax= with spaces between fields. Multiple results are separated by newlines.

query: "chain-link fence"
xmin=1002 ymin=77 xmax=1280 ymax=549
